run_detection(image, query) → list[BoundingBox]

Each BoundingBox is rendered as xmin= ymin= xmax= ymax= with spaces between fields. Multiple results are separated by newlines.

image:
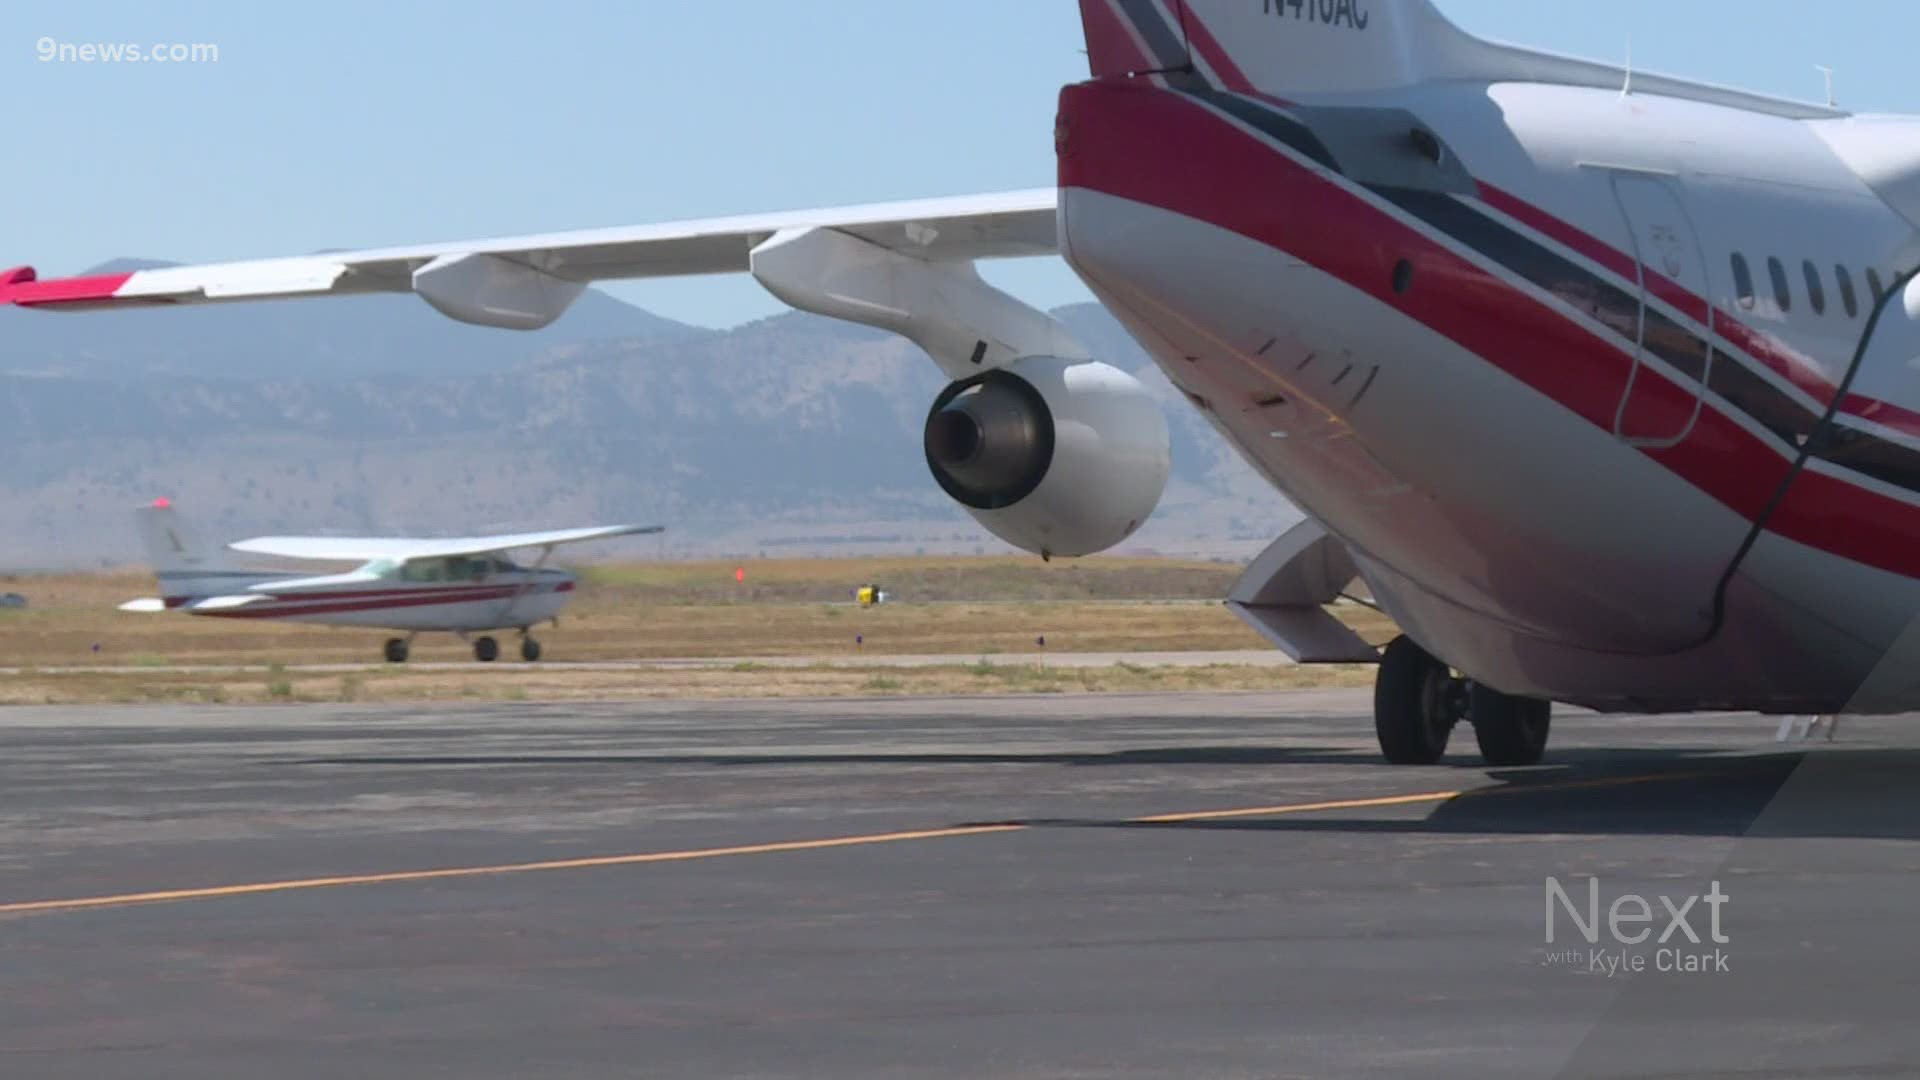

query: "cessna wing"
xmin=0 ymin=189 xmax=1058 ymax=330
xmin=228 ymin=524 xmax=665 ymax=563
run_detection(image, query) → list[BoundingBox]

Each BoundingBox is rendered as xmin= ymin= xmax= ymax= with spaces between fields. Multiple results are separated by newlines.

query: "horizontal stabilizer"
xmin=185 ymin=594 xmax=269 ymax=612
xmin=117 ymin=597 xmax=167 ymax=613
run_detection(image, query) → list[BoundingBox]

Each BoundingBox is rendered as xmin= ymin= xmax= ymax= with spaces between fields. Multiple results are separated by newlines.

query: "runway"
xmin=2 ymin=691 xmax=1918 ymax=1077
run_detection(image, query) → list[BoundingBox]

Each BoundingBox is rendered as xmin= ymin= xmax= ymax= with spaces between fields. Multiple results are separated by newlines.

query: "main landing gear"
xmin=471 ymin=633 xmax=541 ymax=662
xmin=383 ymin=637 xmax=410 ymax=664
xmin=1374 ymin=634 xmax=1551 ymax=766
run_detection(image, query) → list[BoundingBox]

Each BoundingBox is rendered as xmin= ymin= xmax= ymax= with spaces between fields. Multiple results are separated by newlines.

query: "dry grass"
xmin=577 ymin=556 xmax=1245 ymax=603
xmin=0 ymin=557 xmax=1396 ymax=703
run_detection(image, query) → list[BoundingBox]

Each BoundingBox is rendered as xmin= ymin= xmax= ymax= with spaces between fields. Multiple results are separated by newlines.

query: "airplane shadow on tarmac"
xmin=1044 ymin=749 xmax=1920 ymax=841
xmin=294 ymin=740 xmax=1920 ymax=840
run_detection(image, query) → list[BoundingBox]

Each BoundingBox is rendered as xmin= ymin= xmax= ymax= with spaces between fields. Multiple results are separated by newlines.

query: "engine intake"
xmin=924 ymin=371 xmax=1054 ymax=509
xmin=923 ymin=356 xmax=1169 ymax=558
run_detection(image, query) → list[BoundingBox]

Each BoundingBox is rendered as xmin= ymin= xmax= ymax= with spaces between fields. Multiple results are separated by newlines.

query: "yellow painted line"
xmin=0 ymin=766 xmax=1757 ymax=918
xmin=0 ymin=824 xmax=1025 ymax=917
xmin=1125 ymin=766 xmax=1754 ymax=824
xmin=1130 ymin=789 xmax=1463 ymax=823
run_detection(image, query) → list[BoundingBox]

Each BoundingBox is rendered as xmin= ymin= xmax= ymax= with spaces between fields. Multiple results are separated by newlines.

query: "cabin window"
xmin=398 ymin=559 xmax=445 ymax=583
xmin=1768 ymin=257 xmax=1792 ymax=313
xmin=445 ymin=556 xmax=488 ymax=582
xmin=1868 ymin=268 xmax=1887 ymax=305
xmin=1731 ymin=254 xmax=1755 ymax=310
xmin=1835 ymin=265 xmax=1859 ymax=318
xmin=1803 ymin=261 xmax=1826 ymax=315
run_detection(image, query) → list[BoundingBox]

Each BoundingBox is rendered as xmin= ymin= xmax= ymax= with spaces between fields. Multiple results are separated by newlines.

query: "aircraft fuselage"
xmin=1059 ymin=75 xmax=1920 ymax=713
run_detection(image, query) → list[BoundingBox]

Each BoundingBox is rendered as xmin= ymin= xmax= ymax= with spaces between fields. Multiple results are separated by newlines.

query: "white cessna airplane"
xmin=122 ymin=501 xmax=662 ymax=662
xmin=13 ymin=0 xmax=1920 ymax=764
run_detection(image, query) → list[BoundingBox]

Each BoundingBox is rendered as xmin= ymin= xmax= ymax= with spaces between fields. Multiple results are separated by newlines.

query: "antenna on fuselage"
xmin=1620 ymin=37 xmax=1633 ymax=98
xmin=1816 ymin=65 xmax=1836 ymax=107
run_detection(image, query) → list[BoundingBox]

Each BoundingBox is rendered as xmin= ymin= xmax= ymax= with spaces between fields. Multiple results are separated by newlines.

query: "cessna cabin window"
xmin=444 ymin=556 xmax=490 ymax=582
xmin=398 ymin=559 xmax=444 ymax=583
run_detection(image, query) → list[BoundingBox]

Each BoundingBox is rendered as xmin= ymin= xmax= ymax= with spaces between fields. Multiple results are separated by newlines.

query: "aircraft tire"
xmin=520 ymin=637 xmax=542 ymax=662
xmin=1470 ymin=685 xmax=1551 ymax=766
xmin=1373 ymin=635 xmax=1458 ymax=765
xmin=384 ymin=638 xmax=409 ymax=664
xmin=474 ymin=636 xmax=499 ymax=663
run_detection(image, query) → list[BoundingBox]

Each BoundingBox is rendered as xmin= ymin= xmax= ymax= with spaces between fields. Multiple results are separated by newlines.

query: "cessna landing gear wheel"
xmin=473 ymin=636 xmax=499 ymax=663
xmin=1373 ymin=635 xmax=1464 ymax=764
xmin=1470 ymin=684 xmax=1552 ymax=766
xmin=383 ymin=638 xmax=409 ymax=664
xmin=520 ymin=637 xmax=542 ymax=662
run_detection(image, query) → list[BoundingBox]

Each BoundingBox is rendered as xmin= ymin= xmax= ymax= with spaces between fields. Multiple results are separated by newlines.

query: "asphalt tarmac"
xmin=2 ymin=691 xmax=1917 ymax=1078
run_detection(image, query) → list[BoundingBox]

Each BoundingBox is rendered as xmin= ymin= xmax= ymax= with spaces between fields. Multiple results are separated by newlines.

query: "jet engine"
xmin=923 ymin=355 xmax=1169 ymax=558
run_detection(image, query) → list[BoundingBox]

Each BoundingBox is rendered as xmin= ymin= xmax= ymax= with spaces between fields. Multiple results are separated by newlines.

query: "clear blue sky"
xmin=7 ymin=1 xmax=1917 ymax=328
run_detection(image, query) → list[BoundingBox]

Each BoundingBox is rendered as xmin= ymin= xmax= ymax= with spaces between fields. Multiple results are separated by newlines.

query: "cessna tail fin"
xmin=132 ymin=499 xmax=259 ymax=603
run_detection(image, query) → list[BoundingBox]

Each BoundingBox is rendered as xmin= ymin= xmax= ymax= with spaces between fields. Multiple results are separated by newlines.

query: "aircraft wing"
xmin=229 ymin=524 xmax=665 ymax=562
xmin=0 ymin=189 xmax=1058 ymax=327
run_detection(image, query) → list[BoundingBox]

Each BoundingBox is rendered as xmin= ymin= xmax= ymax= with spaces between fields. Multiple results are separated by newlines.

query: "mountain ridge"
xmin=0 ymin=274 xmax=1299 ymax=568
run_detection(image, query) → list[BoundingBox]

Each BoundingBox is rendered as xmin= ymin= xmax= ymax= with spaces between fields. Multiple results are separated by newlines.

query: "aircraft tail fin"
xmin=133 ymin=500 xmax=252 ymax=602
xmin=1079 ymin=0 xmax=1479 ymax=96
xmin=1077 ymin=0 xmax=1841 ymax=118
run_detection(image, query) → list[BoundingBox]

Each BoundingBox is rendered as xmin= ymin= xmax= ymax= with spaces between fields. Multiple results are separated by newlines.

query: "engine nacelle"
xmin=923 ymin=355 xmax=1169 ymax=558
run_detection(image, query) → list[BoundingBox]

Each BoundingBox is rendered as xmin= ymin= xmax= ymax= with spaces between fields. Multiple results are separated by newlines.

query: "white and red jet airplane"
xmin=122 ymin=501 xmax=662 ymax=662
xmin=13 ymin=0 xmax=1920 ymax=764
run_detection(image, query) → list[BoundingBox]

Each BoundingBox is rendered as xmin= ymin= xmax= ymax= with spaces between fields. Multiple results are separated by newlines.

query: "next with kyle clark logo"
xmin=1539 ymin=876 xmax=1732 ymax=977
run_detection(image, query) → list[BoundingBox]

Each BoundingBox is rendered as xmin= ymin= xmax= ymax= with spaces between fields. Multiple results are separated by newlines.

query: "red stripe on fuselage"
xmin=1477 ymin=181 xmax=1920 ymax=439
xmin=209 ymin=586 xmax=529 ymax=620
xmin=1058 ymin=81 xmax=1920 ymax=580
xmin=252 ymin=583 xmax=541 ymax=603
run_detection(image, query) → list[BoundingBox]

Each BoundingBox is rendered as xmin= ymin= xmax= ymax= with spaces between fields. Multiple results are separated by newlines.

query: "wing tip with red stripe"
xmin=1 ymin=266 xmax=135 ymax=308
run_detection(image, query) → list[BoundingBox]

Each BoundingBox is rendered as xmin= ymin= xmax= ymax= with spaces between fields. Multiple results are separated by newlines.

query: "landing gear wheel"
xmin=473 ymin=636 xmax=499 ymax=663
xmin=383 ymin=638 xmax=409 ymax=664
xmin=1469 ymin=684 xmax=1552 ymax=766
xmin=520 ymin=637 xmax=542 ymax=662
xmin=1373 ymin=635 xmax=1463 ymax=764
